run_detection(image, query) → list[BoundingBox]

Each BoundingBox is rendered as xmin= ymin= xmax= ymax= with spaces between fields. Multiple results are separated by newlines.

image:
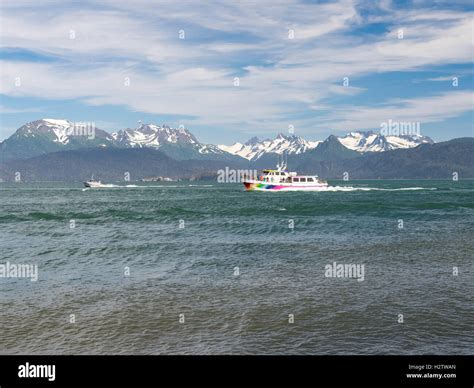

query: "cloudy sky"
xmin=0 ymin=0 xmax=473 ymax=144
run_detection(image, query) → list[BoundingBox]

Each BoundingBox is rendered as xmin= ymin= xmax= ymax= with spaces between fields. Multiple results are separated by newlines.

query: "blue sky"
xmin=0 ymin=0 xmax=473 ymax=144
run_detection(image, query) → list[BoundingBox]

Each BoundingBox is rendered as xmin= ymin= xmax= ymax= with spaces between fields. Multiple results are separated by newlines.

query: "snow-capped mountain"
xmin=338 ymin=131 xmax=434 ymax=152
xmin=110 ymin=123 xmax=229 ymax=160
xmin=14 ymin=119 xmax=113 ymax=145
xmin=0 ymin=119 xmax=232 ymax=162
xmin=0 ymin=119 xmax=114 ymax=161
xmin=23 ymin=119 xmax=75 ymax=144
xmin=1 ymin=119 xmax=436 ymax=163
xmin=218 ymin=133 xmax=321 ymax=161
xmin=112 ymin=123 xmax=198 ymax=148
xmin=220 ymin=131 xmax=434 ymax=160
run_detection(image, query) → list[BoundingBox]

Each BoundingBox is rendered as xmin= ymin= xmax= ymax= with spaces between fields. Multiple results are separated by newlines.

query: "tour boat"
xmin=243 ymin=162 xmax=328 ymax=192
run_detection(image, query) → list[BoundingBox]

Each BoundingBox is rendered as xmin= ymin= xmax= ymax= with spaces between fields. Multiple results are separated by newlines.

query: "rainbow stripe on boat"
xmin=244 ymin=182 xmax=284 ymax=191
xmin=244 ymin=181 xmax=328 ymax=191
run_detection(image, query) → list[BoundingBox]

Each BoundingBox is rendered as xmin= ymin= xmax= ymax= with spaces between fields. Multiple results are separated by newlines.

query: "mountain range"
xmin=218 ymin=133 xmax=321 ymax=161
xmin=0 ymin=119 xmax=472 ymax=181
xmin=0 ymin=119 xmax=239 ymax=162
xmin=218 ymin=130 xmax=433 ymax=160
xmin=0 ymin=119 xmax=434 ymax=162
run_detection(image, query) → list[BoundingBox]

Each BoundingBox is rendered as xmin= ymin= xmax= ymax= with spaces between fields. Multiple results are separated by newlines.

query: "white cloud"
xmin=0 ymin=0 xmax=472 ymax=138
xmin=427 ymin=76 xmax=457 ymax=81
xmin=321 ymin=91 xmax=474 ymax=132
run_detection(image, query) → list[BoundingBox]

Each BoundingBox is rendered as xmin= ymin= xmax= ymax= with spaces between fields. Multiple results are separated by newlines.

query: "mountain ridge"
xmin=1 ymin=118 xmax=435 ymax=163
xmin=1 ymin=138 xmax=472 ymax=182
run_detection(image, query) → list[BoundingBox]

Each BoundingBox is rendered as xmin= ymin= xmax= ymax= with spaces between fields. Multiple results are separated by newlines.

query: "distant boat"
xmin=83 ymin=176 xmax=113 ymax=188
xmin=243 ymin=162 xmax=328 ymax=192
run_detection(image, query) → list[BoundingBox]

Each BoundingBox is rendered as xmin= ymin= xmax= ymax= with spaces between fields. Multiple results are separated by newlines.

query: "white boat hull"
xmin=83 ymin=181 xmax=114 ymax=188
xmin=243 ymin=180 xmax=328 ymax=192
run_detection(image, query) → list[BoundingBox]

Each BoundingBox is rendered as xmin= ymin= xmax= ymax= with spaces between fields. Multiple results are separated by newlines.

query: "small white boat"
xmin=83 ymin=176 xmax=113 ymax=188
xmin=243 ymin=162 xmax=328 ymax=192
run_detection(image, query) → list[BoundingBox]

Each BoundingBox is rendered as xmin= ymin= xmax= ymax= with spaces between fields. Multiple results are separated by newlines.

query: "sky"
xmin=0 ymin=0 xmax=473 ymax=144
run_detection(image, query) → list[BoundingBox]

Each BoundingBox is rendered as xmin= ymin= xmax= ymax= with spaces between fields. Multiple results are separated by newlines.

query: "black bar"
xmin=0 ymin=355 xmax=472 ymax=387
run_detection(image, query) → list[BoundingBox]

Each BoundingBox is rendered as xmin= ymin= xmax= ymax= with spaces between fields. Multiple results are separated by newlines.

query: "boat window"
xmin=293 ymin=178 xmax=300 ymax=182
xmin=300 ymin=178 xmax=307 ymax=182
xmin=307 ymin=177 xmax=314 ymax=182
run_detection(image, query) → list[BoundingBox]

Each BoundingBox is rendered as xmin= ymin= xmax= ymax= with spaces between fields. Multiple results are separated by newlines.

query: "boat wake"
xmin=82 ymin=184 xmax=136 ymax=190
xmin=82 ymin=184 xmax=214 ymax=189
xmin=83 ymin=184 xmax=435 ymax=192
xmin=321 ymin=186 xmax=437 ymax=192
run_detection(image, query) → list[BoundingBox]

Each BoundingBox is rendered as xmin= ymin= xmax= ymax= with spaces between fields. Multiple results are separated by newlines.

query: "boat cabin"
xmin=260 ymin=169 xmax=320 ymax=184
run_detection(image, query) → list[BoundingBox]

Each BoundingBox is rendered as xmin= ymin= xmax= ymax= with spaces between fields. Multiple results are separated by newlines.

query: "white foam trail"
xmin=146 ymin=185 xmax=179 ymax=188
xmin=88 ymin=184 xmax=214 ymax=188
xmin=82 ymin=184 xmax=189 ymax=191
xmin=84 ymin=184 xmax=173 ymax=189
xmin=82 ymin=184 xmax=128 ymax=189
xmin=321 ymin=186 xmax=436 ymax=192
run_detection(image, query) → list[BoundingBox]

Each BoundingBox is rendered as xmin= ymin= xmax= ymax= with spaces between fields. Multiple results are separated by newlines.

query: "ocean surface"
xmin=0 ymin=180 xmax=473 ymax=355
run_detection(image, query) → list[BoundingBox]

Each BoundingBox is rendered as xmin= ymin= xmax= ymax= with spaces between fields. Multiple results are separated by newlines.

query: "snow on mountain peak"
xmin=10 ymin=119 xmax=113 ymax=146
xmin=338 ymin=130 xmax=433 ymax=152
xmin=6 ymin=119 xmax=436 ymax=161
xmin=26 ymin=119 xmax=74 ymax=144
xmin=106 ymin=122 xmax=226 ymax=158
xmin=111 ymin=123 xmax=199 ymax=149
xmin=218 ymin=130 xmax=434 ymax=160
xmin=218 ymin=133 xmax=321 ymax=161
